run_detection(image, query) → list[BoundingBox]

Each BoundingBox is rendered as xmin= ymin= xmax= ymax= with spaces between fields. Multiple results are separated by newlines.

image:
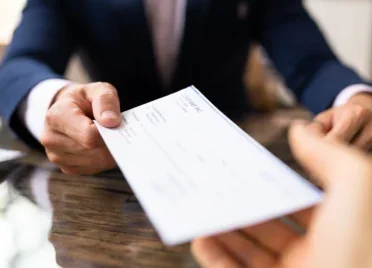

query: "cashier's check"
xmin=95 ymin=86 xmax=322 ymax=246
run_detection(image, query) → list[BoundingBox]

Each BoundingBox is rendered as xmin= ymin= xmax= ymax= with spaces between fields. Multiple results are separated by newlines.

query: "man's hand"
xmin=191 ymin=122 xmax=372 ymax=268
xmin=308 ymin=93 xmax=372 ymax=150
xmin=40 ymin=82 xmax=121 ymax=175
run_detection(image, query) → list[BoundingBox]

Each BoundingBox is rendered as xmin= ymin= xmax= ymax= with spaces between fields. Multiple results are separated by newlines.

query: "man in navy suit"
xmin=1 ymin=0 xmax=372 ymax=175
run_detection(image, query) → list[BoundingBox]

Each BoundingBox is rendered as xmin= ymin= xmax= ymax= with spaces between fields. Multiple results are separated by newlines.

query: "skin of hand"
xmin=40 ymin=82 xmax=121 ymax=175
xmin=191 ymin=122 xmax=372 ymax=268
xmin=308 ymin=92 xmax=372 ymax=150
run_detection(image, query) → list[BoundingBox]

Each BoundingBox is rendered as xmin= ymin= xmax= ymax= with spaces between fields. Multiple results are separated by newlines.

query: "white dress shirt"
xmin=18 ymin=0 xmax=372 ymax=141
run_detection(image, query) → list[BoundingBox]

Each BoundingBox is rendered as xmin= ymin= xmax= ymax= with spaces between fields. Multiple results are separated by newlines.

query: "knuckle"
xmin=70 ymin=106 xmax=82 ymax=116
xmin=74 ymin=87 xmax=86 ymax=97
xmin=99 ymin=83 xmax=118 ymax=96
xmin=81 ymin=137 xmax=96 ymax=149
xmin=100 ymin=82 xmax=116 ymax=91
xmin=40 ymin=132 xmax=53 ymax=148
xmin=210 ymin=254 xmax=231 ymax=267
xmin=45 ymin=108 xmax=56 ymax=125
xmin=353 ymin=105 xmax=369 ymax=118
xmin=98 ymin=149 xmax=115 ymax=168
xmin=93 ymin=82 xmax=106 ymax=88
xmin=47 ymin=152 xmax=62 ymax=165
xmin=81 ymin=128 xmax=100 ymax=149
xmin=55 ymin=84 xmax=84 ymax=102
xmin=69 ymin=84 xmax=86 ymax=96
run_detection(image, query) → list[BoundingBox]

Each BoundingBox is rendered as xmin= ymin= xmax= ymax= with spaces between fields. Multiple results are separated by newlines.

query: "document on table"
xmin=96 ymin=86 xmax=322 ymax=246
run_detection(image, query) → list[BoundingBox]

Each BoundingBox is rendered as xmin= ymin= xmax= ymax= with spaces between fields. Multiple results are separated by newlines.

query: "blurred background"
xmin=1 ymin=0 xmax=371 ymax=81
xmin=0 ymin=0 xmax=371 ymax=124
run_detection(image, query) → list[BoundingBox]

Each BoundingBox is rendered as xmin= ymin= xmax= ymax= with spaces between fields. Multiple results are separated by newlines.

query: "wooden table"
xmin=0 ymin=108 xmax=311 ymax=268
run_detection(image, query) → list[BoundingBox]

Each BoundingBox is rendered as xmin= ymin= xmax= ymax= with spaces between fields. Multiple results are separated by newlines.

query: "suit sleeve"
xmin=0 ymin=0 xmax=76 ymax=147
xmin=258 ymin=0 xmax=370 ymax=115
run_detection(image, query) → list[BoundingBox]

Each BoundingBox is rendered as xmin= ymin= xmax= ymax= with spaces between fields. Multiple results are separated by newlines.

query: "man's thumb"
xmin=89 ymin=83 xmax=121 ymax=128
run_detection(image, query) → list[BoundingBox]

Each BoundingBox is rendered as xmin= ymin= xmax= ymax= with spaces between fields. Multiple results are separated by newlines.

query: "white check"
xmin=96 ymin=86 xmax=322 ymax=246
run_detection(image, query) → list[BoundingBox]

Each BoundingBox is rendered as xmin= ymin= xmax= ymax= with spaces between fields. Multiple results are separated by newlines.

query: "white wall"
xmin=0 ymin=0 xmax=25 ymax=45
xmin=305 ymin=0 xmax=372 ymax=80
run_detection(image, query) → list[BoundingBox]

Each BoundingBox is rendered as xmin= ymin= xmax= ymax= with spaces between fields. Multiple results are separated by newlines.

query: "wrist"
xmin=348 ymin=92 xmax=372 ymax=106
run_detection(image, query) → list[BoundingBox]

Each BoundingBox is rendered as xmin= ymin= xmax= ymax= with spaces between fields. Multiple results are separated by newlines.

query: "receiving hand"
xmin=41 ymin=82 xmax=121 ymax=175
xmin=191 ymin=122 xmax=372 ymax=268
xmin=308 ymin=93 xmax=372 ymax=151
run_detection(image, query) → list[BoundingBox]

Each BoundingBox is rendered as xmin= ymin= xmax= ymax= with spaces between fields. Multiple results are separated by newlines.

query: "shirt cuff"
xmin=18 ymin=79 xmax=72 ymax=142
xmin=333 ymin=84 xmax=372 ymax=107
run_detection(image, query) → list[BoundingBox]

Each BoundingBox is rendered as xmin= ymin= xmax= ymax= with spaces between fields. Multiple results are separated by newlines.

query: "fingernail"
xmin=101 ymin=111 xmax=119 ymax=121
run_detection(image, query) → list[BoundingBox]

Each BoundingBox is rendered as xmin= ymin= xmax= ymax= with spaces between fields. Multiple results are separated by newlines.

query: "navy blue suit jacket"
xmin=0 ymin=0 xmax=368 ymax=148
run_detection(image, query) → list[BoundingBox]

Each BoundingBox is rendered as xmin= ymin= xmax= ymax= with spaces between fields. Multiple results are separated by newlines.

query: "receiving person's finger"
xmin=47 ymin=100 xmax=102 ymax=148
xmin=216 ymin=232 xmax=276 ymax=268
xmin=289 ymin=121 xmax=369 ymax=189
xmin=327 ymin=109 xmax=368 ymax=143
xmin=86 ymin=82 xmax=121 ymax=128
xmin=242 ymin=219 xmax=299 ymax=254
xmin=306 ymin=121 xmax=327 ymax=136
xmin=309 ymin=110 xmax=333 ymax=134
xmin=191 ymin=237 xmax=242 ymax=268
xmin=352 ymin=123 xmax=372 ymax=150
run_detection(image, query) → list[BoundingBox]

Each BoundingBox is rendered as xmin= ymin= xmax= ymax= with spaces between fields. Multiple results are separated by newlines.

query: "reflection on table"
xmin=0 ymin=165 xmax=59 ymax=268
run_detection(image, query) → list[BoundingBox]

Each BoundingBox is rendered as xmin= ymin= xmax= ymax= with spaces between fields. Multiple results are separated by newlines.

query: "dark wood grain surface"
xmin=0 ymin=108 xmax=311 ymax=268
